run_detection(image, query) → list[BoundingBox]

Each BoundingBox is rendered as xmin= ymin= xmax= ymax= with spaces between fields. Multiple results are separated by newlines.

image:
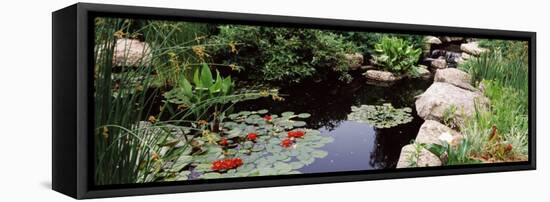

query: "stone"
xmin=424 ymin=36 xmax=442 ymax=44
xmin=441 ymin=36 xmax=464 ymax=43
xmin=415 ymin=82 xmax=489 ymax=125
xmin=415 ymin=120 xmax=463 ymax=147
xmin=396 ymin=144 xmax=442 ymax=168
xmin=434 ymin=68 xmax=476 ymax=91
xmin=431 ymin=58 xmax=447 ymax=69
xmin=460 ymin=41 xmax=487 ymax=56
xmin=112 ymin=38 xmax=152 ymax=67
xmin=417 ymin=65 xmax=431 ymax=79
xmin=345 ymin=53 xmax=364 ymax=70
xmin=461 ymin=52 xmax=472 ymax=60
xmin=364 ymin=70 xmax=403 ymax=82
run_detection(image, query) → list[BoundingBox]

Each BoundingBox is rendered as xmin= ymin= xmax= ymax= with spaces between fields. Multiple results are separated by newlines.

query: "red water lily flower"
xmin=263 ymin=115 xmax=272 ymax=122
xmin=287 ymin=130 xmax=305 ymax=138
xmin=219 ymin=138 xmax=228 ymax=146
xmin=211 ymin=158 xmax=243 ymax=171
xmin=280 ymin=138 xmax=293 ymax=148
xmin=247 ymin=133 xmax=258 ymax=141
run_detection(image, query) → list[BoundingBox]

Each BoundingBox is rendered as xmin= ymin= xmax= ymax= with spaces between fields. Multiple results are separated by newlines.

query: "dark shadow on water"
xmin=234 ymin=76 xmax=432 ymax=173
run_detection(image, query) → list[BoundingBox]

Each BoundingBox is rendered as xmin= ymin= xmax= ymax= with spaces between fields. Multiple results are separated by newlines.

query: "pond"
xmin=234 ymin=76 xmax=432 ymax=173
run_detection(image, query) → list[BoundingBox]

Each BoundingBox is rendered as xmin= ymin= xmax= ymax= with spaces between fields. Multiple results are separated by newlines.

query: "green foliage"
xmin=424 ymin=140 xmax=481 ymax=165
xmin=339 ymin=32 xmax=424 ymax=56
xmin=442 ymin=105 xmax=458 ymax=129
xmin=460 ymin=40 xmax=528 ymax=94
xmin=210 ymin=25 xmax=359 ymax=83
xmin=347 ymin=103 xmax=413 ymax=128
xmin=460 ymin=80 xmax=528 ymax=161
xmin=371 ymin=36 xmax=422 ymax=76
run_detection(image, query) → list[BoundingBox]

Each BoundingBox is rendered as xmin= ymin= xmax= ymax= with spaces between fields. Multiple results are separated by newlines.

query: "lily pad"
xmin=347 ymin=103 xmax=413 ymax=128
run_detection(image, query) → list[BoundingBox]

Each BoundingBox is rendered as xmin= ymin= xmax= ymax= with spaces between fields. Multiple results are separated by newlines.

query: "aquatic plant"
xmin=371 ymin=36 xmax=422 ymax=77
xmin=188 ymin=110 xmax=334 ymax=179
xmin=347 ymin=103 xmax=413 ymax=128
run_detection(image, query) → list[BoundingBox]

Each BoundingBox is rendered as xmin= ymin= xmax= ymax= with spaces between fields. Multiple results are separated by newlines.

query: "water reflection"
xmin=234 ymin=76 xmax=431 ymax=172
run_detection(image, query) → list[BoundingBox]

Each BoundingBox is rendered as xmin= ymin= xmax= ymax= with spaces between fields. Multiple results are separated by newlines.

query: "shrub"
xmin=209 ymin=25 xmax=359 ymax=83
xmin=371 ymin=36 xmax=422 ymax=76
xmin=339 ymin=32 xmax=424 ymax=57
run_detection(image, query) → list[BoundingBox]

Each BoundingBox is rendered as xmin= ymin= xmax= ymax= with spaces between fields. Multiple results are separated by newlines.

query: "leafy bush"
xmin=339 ymin=32 xmax=424 ymax=57
xmin=371 ymin=36 xmax=422 ymax=76
xmin=209 ymin=25 xmax=359 ymax=83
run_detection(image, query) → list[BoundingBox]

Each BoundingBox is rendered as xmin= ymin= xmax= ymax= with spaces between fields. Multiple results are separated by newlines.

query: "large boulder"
xmin=415 ymin=82 xmax=489 ymax=125
xmin=364 ymin=70 xmax=403 ymax=82
xmin=441 ymin=36 xmax=464 ymax=43
xmin=112 ymin=38 xmax=152 ymax=67
xmin=460 ymin=41 xmax=487 ymax=56
xmin=430 ymin=58 xmax=447 ymax=69
xmin=434 ymin=68 xmax=476 ymax=91
xmin=415 ymin=120 xmax=463 ymax=147
xmin=424 ymin=36 xmax=442 ymax=44
xmin=345 ymin=53 xmax=364 ymax=70
xmin=396 ymin=144 xmax=442 ymax=168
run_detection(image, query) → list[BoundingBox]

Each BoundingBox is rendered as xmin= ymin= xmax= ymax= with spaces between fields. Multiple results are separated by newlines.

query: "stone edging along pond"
xmin=395 ymin=38 xmax=490 ymax=168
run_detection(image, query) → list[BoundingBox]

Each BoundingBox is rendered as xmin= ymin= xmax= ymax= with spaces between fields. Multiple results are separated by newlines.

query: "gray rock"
xmin=461 ymin=52 xmax=472 ymax=60
xmin=364 ymin=70 xmax=403 ymax=82
xmin=112 ymin=38 xmax=152 ymax=67
xmin=460 ymin=42 xmax=487 ymax=56
xmin=417 ymin=65 xmax=431 ymax=79
xmin=441 ymin=36 xmax=464 ymax=43
xmin=434 ymin=68 xmax=476 ymax=91
xmin=396 ymin=144 xmax=442 ymax=168
xmin=424 ymin=36 xmax=442 ymax=44
xmin=345 ymin=53 xmax=364 ymax=70
xmin=415 ymin=82 xmax=489 ymax=125
xmin=431 ymin=58 xmax=447 ymax=69
xmin=415 ymin=120 xmax=463 ymax=147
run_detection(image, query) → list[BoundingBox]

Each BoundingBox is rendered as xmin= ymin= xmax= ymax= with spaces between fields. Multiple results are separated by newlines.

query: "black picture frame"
xmin=52 ymin=3 xmax=536 ymax=199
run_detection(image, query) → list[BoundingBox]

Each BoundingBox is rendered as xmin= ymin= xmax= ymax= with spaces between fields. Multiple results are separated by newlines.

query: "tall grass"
xmin=452 ymin=39 xmax=529 ymax=163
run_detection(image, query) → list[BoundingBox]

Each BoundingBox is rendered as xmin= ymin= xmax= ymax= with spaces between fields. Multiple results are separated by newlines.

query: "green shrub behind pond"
xmin=209 ymin=25 xmax=359 ymax=83
xmin=371 ymin=36 xmax=422 ymax=77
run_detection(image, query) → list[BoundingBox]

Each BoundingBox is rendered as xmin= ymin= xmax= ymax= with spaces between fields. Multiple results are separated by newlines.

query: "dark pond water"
xmin=234 ymin=76 xmax=432 ymax=172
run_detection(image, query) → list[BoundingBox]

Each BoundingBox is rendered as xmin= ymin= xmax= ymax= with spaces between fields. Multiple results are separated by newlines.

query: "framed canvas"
xmin=52 ymin=3 xmax=536 ymax=199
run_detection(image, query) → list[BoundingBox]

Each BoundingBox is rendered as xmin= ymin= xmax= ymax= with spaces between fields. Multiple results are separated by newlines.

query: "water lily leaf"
xmin=289 ymin=161 xmax=305 ymax=169
xmin=257 ymin=109 xmax=268 ymax=114
xmin=274 ymin=162 xmax=292 ymax=173
xmin=347 ymin=103 xmax=413 ymax=128
xmin=311 ymin=150 xmax=328 ymax=158
xmin=170 ymin=155 xmax=192 ymax=172
xmin=297 ymin=113 xmax=311 ymax=118
xmin=225 ymin=127 xmax=242 ymax=138
xmin=293 ymin=121 xmax=306 ymax=127
xmin=175 ymin=171 xmax=191 ymax=181
xmin=281 ymin=111 xmax=295 ymax=117
xmin=201 ymin=172 xmax=222 ymax=179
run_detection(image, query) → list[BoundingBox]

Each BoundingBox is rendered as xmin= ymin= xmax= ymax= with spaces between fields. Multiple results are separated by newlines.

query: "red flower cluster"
xmin=263 ymin=115 xmax=272 ymax=122
xmin=219 ymin=138 xmax=228 ymax=146
xmin=211 ymin=158 xmax=243 ymax=171
xmin=287 ymin=130 xmax=305 ymax=138
xmin=280 ymin=138 xmax=293 ymax=148
xmin=247 ymin=132 xmax=258 ymax=141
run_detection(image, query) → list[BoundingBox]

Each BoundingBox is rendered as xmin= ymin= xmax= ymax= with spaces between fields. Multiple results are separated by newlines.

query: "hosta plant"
xmin=372 ymin=36 xmax=422 ymax=77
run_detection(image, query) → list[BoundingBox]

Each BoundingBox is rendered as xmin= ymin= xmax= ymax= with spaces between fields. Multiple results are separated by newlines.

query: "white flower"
xmin=438 ymin=132 xmax=453 ymax=144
